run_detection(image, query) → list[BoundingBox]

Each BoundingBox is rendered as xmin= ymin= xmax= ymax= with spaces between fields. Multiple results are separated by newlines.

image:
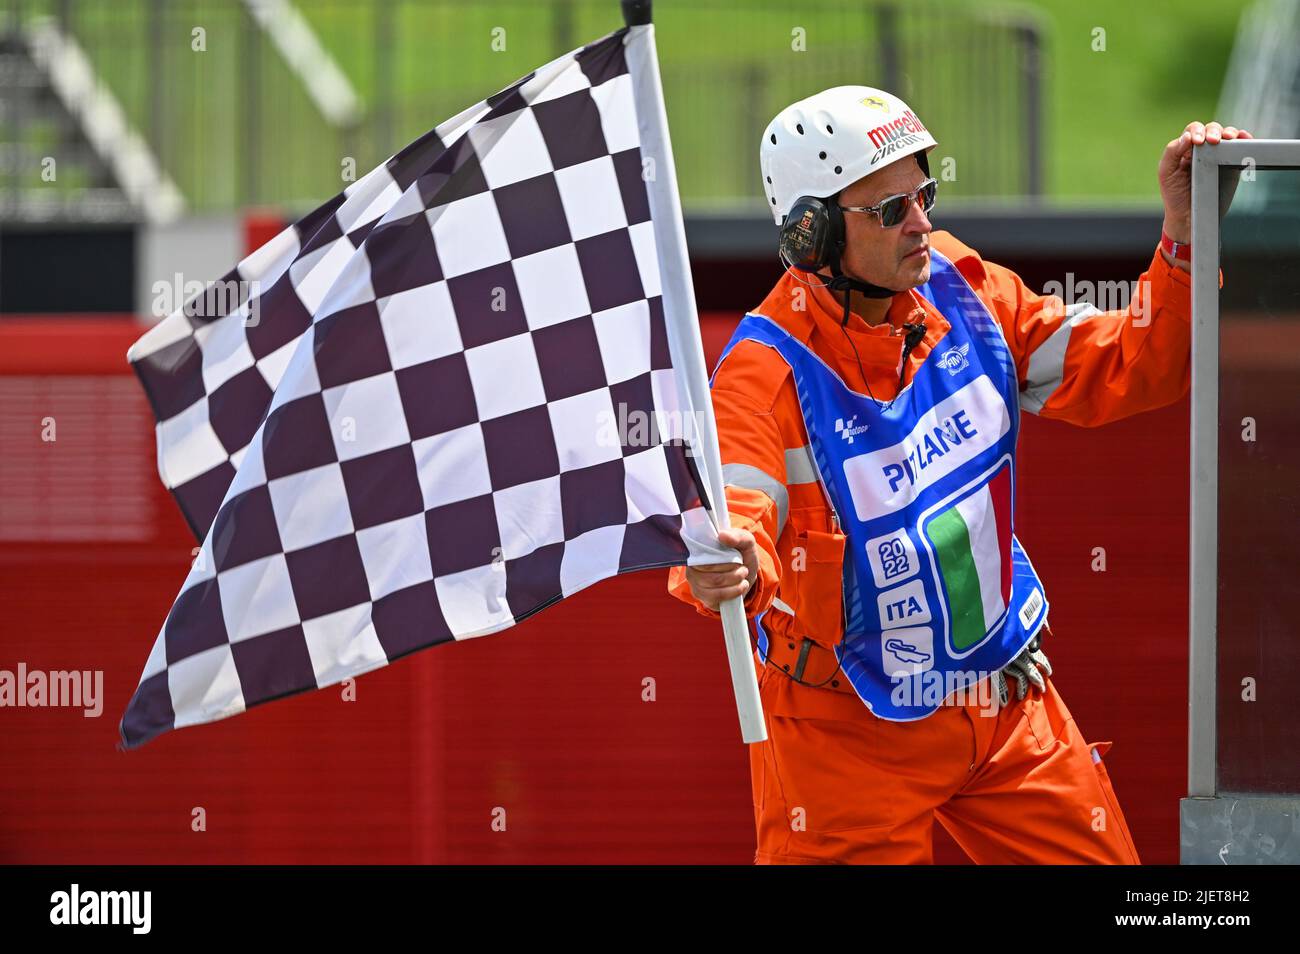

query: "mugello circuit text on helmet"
xmin=868 ymin=110 xmax=930 ymax=164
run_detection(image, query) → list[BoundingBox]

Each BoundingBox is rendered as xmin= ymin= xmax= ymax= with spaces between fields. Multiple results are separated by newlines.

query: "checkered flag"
xmin=120 ymin=25 xmax=745 ymax=749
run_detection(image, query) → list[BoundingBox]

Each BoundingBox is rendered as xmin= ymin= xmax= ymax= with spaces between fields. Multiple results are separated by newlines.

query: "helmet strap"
xmin=826 ymin=257 xmax=895 ymax=330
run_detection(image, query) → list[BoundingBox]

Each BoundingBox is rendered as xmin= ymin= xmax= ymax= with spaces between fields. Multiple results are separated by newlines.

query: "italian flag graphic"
xmin=927 ymin=466 xmax=1013 ymax=650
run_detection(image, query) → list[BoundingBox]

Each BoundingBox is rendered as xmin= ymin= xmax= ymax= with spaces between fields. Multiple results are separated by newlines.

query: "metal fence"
xmin=0 ymin=0 xmax=1044 ymax=220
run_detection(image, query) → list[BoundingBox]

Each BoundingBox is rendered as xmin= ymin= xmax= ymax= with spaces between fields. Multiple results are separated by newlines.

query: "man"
xmin=666 ymin=86 xmax=1251 ymax=864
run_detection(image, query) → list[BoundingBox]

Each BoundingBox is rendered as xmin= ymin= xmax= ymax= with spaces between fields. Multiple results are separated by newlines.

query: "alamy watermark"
xmin=594 ymin=402 xmax=708 ymax=458
xmin=151 ymin=273 xmax=262 ymax=325
xmin=1041 ymin=273 xmax=1153 ymax=327
xmin=0 ymin=664 xmax=103 ymax=717
xmin=50 ymin=884 xmax=150 ymax=934
xmin=889 ymin=667 xmax=1003 ymax=717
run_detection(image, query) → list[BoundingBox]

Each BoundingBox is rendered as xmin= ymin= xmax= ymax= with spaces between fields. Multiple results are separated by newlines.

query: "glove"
xmin=993 ymin=632 xmax=1053 ymax=708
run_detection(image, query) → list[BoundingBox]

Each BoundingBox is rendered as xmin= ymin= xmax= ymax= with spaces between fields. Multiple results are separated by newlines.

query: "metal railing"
xmin=1184 ymin=137 xmax=1300 ymax=862
xmin=0 ymin=0 xmax=1045 ymax=219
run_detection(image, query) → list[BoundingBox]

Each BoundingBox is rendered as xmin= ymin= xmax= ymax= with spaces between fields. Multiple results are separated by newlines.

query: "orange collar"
xmin=805 ymin=275 xmax=932 ymax=363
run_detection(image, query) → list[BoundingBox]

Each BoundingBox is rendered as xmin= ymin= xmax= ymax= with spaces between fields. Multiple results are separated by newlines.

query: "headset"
xmin=777 ymin=150 xmax=931 ymax=300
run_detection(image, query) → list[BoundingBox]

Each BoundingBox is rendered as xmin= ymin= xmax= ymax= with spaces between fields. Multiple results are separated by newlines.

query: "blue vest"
xmin=715 ymin=250 xmax=1049 ymax=720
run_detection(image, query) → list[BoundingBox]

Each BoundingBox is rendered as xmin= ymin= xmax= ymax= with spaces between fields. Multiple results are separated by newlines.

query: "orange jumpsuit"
xmin=668 ymin=229 xmax=1199 ymax=864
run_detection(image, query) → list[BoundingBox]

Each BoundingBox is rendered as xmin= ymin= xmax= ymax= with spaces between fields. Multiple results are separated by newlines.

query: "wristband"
xmin=1160 ymin=230 xmax=1191 ymax=262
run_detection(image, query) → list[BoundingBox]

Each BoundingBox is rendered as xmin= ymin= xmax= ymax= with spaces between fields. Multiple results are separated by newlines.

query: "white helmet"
xmin=760 ymin=86 xmax=938 ymax=224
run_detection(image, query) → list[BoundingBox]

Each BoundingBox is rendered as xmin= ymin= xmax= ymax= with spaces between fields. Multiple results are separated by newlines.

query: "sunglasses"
xmin=839 ymin=177 xmax=938 ymax=228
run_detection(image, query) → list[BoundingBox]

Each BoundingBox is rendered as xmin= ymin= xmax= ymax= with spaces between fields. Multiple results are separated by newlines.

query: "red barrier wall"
xmin=0 ymin=314 xmax=1196 ymax=864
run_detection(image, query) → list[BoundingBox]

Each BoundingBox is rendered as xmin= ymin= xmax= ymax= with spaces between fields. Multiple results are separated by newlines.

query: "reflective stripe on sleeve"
xmin=721 ymin=461 xmax=788 ymax=537
xmin=1020 ymin=301 xmax=1102 ymax=414
xmin=784 ymin=444 xmax=818 ymax=486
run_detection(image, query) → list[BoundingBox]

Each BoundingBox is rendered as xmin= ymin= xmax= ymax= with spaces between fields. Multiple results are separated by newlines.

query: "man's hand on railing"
xmin=1159 ymin=120 xmax=1253 ymax=270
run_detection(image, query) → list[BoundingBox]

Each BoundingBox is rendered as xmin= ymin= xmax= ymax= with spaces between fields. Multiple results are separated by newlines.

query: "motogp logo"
xmin=938 ymin=342 xmax=970 ymax=375
xmin=836 ymin=415 xmax=870 ymax=444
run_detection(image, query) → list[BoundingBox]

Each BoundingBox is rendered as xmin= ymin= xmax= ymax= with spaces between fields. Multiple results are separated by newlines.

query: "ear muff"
xmin=778 ymin=195 xmax=845 ymax=272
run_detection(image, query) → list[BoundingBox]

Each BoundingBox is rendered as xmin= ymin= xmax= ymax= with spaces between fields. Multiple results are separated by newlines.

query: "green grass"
xmin=1011 ymin=0 xmax=1247 ymax=201
xmin=6 ymin=0 xmax=1253 ymax=210
xmin=298 ymin=0 xmax=1251 ymax=205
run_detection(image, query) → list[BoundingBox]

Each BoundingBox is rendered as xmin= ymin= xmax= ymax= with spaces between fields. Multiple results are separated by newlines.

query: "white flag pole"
xmin=622 ymin=0 xmax=766 ymax=744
